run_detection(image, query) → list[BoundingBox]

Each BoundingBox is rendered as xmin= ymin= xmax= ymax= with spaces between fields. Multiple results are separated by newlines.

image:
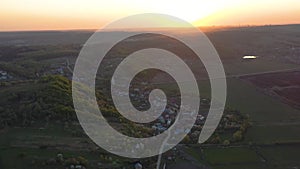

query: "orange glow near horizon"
xmin=195 ymin=1 xmax=300 ymax=26
xmin=1 ymin=0 xmax=300 ymax=31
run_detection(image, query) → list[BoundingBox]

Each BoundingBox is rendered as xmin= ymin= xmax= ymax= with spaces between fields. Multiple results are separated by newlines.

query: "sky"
xmin=1 ymin=0 xmax=300 ymax=31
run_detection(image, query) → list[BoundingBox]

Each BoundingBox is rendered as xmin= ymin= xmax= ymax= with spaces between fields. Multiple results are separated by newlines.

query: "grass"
xmin=224 ymin=78 xmax=300 ymax=143
xmin=225 ymin=78 xmax=300 ymax=124
xmin=202 ymin=147 xmax=261 ymax=165
xmin=185 ymin=146 xmax=267 ymax=169
xmin=0 ymin=147 xmax=59 ymax=169
xmin=245 ymin=125 xmax=300 ymax=144
xmin=0 ymin=124 xmax=72 ymax=147
xmin=260 ymin=145 xmax=300 ymax=167
xmin=224 ymin=56 xmax=300 ymax=76
xmin=0 ymin=124 xmax=71 ymax=169
xmin=0 ymin=123 xmax=126 ymax=169
xmin=185 ymin=146 xmax=207 ymax=164
xmin=0 ymin=147 xmax=106 ymax=169
xmin=186 ymin=145 xmax=300 ymax=169
xmin=212 ymin=163 xmax=268 ymax=169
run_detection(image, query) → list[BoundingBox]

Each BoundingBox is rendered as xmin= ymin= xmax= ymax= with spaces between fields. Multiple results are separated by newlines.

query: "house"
xmin=75 ymin=165 xmax=84 ymax=169
xmin=158 ymin=116 xmax=166 ymax=124
xmin=197 ymin=115 xmax=205 ymax=121
xmin=0 ymin=71 xmax=7 ymax=76
xmin=166 ymin=119 xmax=172 ymax=126
xmin=0 ymin=70 xmax=11 ymax=80
xmin=152 ymin=123 xmax=167 ymax=132
xmin=134 ymin=162 xmax=143 ymax=169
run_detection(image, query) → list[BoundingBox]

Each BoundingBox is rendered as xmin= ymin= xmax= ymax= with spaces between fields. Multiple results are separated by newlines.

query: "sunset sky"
xmin=1 ymin=0 xmax=300 ymax=31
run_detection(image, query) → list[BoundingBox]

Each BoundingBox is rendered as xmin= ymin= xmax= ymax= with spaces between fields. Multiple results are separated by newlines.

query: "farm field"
xmin=260 ymin=145 xmax=300 ymax=168
xmin=0 ymin=124 xmax=134 ymax=169
xmin=186 ymin=145 xmax=300 ymax=169
xmin=225 ymin=78 xmax=300 ymax=124
xmin=156 ymin=64 xmax=300 ymax=143
xmin=224 ymin=78 xmax=300 ymax=143
xmin=202 ymin=147 xmax=261 ymax=165
xmin=242 ymin=71 xmax=300 ymax=108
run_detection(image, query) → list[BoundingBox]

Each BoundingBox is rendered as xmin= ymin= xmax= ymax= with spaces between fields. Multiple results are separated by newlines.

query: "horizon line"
xmin=1 ymin=23 xmax=300 ymax=33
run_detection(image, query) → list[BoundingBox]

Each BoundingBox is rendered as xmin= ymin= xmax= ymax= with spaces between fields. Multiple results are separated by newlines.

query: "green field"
xmin=202 ymin=147 xmax=261 ymax=165
xmin=158 ymin=72 xmax=300 ymax=143
xmin=260 ymin=145 xmax=300 ymax=168
xmin=224 ymin=56 xmax=300 ymax=76
xmin=245 ymin=125 xmax=300 ymax=144
xmin=195 ymin=75 xmax=300 ymax=143
xmin=0 ymin=124 xmax=130 ymax=169
xmin=185 ymin=58 xmax=300 ymax=169
xmin=187 ymin=145 xmax=300 ymax=169
xmin=186 ymin=146 xmax=266 ymax=169
xmin=225 ymin=78 xmax=300 ymax=143
xmin=226 ymin=78 xmax=300 ymax=123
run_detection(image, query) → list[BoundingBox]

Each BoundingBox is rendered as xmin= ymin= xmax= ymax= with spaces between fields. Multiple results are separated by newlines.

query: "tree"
xmin=77 ymin=156 xmax=88 ymax=166
xmin=182 ymin=135 xmax=191 ymax=144
xmin=223 ymin=139 xmax=230 ymax=146
xmin=233 ymin=130 xmax=243 ymax=142
xmin=210 ymin=135 xmax=221 ymax=144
